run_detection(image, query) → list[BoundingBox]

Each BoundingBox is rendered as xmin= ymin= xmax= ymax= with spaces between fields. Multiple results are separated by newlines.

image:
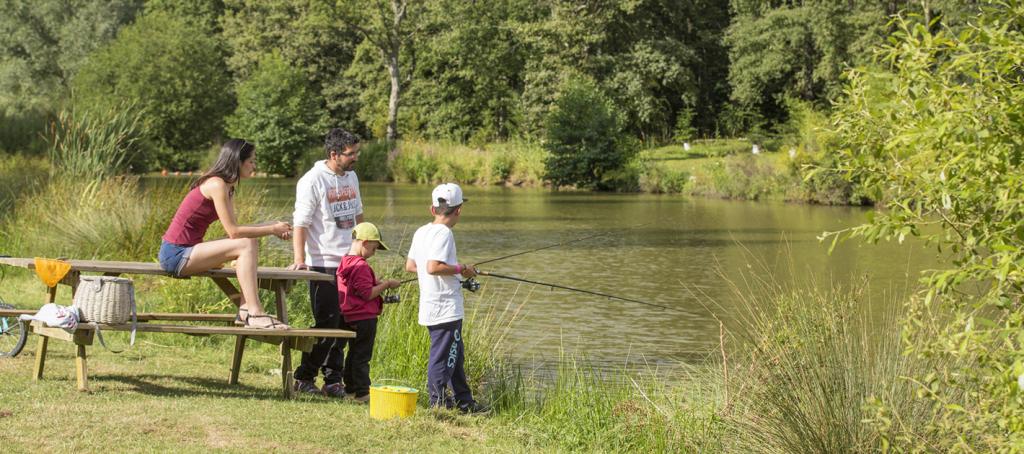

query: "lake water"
xmin=238 ymin=179 xmax=940 ymax=368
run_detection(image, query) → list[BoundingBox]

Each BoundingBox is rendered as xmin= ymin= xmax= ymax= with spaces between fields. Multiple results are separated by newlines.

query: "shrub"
xmin=638 ymin=160 xmax=689 ymax=194
xmin=690 ymin=154 xmax=785 ymax=200
xmin=544 ymin=78 xmax=631 ymax=190
xmin=351 ymin=140 xmax=392 ymax=182
xmin=0 ymin=110 xmax=49 ymax=155
xmin=73 ymin=11 xmax=233 ymax=171
xmin=226 ymin=52 xmax=328 ymax=177
xmin=828 ymin=7 xmax=1024 ymax=449
xmin=672 ymin=108 xmax=697 ymax=144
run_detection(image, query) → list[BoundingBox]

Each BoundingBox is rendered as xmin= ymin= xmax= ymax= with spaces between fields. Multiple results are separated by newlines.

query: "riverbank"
xmin=291 ymin=139 xmax=868 ymax=205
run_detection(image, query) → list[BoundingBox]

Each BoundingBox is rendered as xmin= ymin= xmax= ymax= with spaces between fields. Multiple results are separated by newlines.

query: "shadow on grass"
xmin=89 ymin=373 xmax=333 ymax=402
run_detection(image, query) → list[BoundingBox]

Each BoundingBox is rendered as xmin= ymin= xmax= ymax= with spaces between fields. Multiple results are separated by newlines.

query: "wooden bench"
xmin=0 ymin=258 xmax=354 ymax=398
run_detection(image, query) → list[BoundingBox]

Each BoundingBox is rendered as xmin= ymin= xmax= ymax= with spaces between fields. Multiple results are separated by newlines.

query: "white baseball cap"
xmin=431 ymin=183 xmax=467 ymax=207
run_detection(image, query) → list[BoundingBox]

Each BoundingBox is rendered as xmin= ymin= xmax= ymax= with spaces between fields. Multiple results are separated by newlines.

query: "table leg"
xmin=33 ymin=336 xmax=48 ymax=380
xmin=282 ymin=342 xmax=294 ymax=399
xmin=75 ymin=344 xmax=88 ymax=392
xmin=229 ymin=335 xmax=246 ymax=385
xmin=212 ymin=277 xmax=243 ymax=308
xmin=275 ymin=286 xmax=293 ymax=398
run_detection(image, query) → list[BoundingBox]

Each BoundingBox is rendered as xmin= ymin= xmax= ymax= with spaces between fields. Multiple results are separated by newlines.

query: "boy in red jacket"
xmin=337 ymin=222 xmax=400 ymax=402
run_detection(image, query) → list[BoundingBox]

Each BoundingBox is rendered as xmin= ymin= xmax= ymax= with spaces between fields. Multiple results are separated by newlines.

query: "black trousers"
xmin=341 ymin=318 xmax=378 ymax=397
xmin=294 ymin=266 xmax=345 ymax=385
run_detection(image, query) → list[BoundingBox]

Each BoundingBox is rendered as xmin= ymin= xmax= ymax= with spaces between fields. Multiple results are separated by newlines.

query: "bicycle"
xmin=0 ymin=259 xmax=28 ymax=358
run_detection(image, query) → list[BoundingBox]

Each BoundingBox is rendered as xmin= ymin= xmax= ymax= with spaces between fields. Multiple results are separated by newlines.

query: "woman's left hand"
xmin=271 ymin=221 xmax=292 ymax=240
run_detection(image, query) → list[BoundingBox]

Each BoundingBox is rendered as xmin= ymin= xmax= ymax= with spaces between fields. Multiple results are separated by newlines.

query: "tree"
xmin=221 ymin=0 xmax=361 ymax=134
xmin=543 ymin=78 xmax=628 ymax=190
xmin=827 ymin=5 xmax=1024 ymax=448
xmin=0 ymin=0 xmax=141 ymax=153
xmin=146 ymin=0 xmax=225 ymax=33
xmin=0 ymin=0 xmax=142 ymax=114
xmin=227 ymin=52 xmax=327 ymax=177
xmin=725 ymin=0 xmax=982 ymax=130
xmin=73 ymin=12 xmax=233 ymax=170
xmin=336 ymin=0 xmax=425 ymax=141
xmin=402 ymin=0 xmax=535 ymax=142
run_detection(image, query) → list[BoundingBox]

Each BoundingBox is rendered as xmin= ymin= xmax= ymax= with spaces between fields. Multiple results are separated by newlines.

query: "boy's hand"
xmin=460 ymin=264 xmax=477 ymax=278
xmin=385 ymin=279 xmax=401 ymax=289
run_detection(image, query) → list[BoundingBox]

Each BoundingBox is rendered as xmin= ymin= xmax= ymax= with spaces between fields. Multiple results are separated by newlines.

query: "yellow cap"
xmin=352 ymin=222 xmax=389 ymax=250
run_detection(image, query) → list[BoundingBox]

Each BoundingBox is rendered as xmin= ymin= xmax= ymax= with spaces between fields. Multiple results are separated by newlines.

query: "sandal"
xmin=244 ymin=314 xmax=289 ymax=330
xmin=234 ymin=308 xmax=249 ymax=326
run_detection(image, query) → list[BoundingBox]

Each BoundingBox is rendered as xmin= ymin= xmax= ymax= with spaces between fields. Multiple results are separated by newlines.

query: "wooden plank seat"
xmin=27 ymin=320 xmax=354 ymax=394
xmin=1 ymin=309 xmax=236 ymax=323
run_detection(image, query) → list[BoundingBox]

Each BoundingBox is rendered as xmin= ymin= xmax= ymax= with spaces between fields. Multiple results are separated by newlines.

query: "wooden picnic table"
xmin=0 ymin=257 xmax=354 ymax=398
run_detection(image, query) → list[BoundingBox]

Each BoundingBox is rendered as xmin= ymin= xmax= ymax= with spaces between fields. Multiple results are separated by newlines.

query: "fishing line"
xmin=473 ymin=220 xmax=656 ymax=267
xmin=475 ymin=269 xmax=687 ymax=313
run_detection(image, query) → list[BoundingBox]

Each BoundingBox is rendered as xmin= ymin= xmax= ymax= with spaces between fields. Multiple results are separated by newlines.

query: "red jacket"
xmin=337 ymin=255 xmax=383 ymax=322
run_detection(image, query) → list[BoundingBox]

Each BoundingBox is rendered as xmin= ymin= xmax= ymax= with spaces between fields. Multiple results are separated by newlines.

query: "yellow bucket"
xmin=368 ymin=385 xmax=418 ymax=420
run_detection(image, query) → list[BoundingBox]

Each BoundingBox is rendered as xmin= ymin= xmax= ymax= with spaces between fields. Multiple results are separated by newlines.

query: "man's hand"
xmin=460 ymin=264 xmax=477 ymax=278
xmin=286 ymin=263 xmax=308 ymax=271
xmin=384 ymin=279 xmax=401 ymax=289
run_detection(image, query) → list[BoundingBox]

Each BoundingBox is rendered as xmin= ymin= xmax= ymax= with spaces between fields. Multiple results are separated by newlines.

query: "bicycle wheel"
xmin=0 ymin=302 xmax=27 ymax=358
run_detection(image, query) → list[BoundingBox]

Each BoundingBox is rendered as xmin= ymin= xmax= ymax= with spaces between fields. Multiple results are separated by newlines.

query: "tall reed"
xmin=720 ymin=272 xmax=936 ymax=453
xmin=47 ymin=103 xmax=146 ymax=181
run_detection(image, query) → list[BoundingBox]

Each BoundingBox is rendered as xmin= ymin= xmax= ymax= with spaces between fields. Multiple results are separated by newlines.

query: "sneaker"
xmin=322 ymin=383 xmax=345 ymax=398
xmin=293 ymin=379 xmax=320 ymax=395
xmin=458 ymin=402 xmax=491 ymax=415
xmin=348 ymin=393 xmax=370 ymax=404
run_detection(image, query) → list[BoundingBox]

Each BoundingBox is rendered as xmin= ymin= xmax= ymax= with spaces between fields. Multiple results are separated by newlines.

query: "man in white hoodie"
xmin=288 ymin=128 xmax=364 ymax=397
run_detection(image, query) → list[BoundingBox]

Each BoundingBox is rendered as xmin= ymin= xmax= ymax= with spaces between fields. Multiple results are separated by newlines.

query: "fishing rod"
xmin=391 ymin=221 xmax=661 ymax=300
xmin=474 ymin=269 xmax=686 ymax=313
xmin=472 ymin=221 xmax=654 ymax=267
xmin=394 ymin=221 xmax=654 ymax=281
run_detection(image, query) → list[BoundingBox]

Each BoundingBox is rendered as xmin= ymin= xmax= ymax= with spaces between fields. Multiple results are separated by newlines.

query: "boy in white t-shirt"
xmin=405 ymin=183 xmax=488 ymax=414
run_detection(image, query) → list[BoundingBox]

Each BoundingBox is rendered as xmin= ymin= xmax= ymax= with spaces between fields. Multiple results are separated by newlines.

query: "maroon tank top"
xmin=162 ymin=186 xmax=219 ymax=246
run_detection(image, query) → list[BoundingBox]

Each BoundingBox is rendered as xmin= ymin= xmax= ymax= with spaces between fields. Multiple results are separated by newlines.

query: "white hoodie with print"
xmin=293 ymin=160 xmax=363 ymax=268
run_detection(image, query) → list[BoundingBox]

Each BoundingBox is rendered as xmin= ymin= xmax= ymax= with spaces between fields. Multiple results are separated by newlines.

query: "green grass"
xmin=644 ymin=139 xmax=752 ymax=161
xmin=0 ymin=342 xmax=530 ymax=453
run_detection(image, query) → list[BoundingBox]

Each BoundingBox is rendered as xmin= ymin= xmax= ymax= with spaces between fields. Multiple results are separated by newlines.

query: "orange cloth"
xmin=33 ymin=258 xmax=71 ymax=288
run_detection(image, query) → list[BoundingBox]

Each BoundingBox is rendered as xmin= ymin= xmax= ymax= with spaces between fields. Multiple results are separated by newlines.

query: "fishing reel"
xmin=383 ymin=293 xmax=401 ymax=304
xmin=461 ymin=277 xmax=481 ymax=293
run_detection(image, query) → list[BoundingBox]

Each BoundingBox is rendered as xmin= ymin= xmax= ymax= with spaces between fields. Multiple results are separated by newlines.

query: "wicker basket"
xmin=73 ymin=276 xmax=135 ymax=324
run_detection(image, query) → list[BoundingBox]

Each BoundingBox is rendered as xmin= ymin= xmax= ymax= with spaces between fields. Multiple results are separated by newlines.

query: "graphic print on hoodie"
xmin=293 ymin=160 xmax=363 ymax=268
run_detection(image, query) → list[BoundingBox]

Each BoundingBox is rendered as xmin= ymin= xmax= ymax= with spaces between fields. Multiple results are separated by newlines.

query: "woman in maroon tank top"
xmin=159 ymin=139 xmax=292 ymax=329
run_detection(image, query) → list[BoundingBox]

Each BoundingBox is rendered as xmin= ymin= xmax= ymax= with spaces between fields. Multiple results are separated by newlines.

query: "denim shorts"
xmin=158 ymin=240 xmax=194 ymax=277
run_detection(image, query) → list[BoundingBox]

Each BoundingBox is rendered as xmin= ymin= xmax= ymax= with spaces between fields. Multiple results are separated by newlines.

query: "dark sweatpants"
xmin=341 ymin=317 xmax=377 ymax=397
xmin=426 ymin=319 xmax=475 ymax=409
xmin=294 ymin=266 xmax=344 ymax=385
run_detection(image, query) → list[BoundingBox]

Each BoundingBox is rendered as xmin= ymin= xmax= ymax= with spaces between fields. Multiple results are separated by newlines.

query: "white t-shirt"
xmin=292 ymin=160 xmax=363 ymax=268
xmin=407 ymin=222 xmax=464 ymax=326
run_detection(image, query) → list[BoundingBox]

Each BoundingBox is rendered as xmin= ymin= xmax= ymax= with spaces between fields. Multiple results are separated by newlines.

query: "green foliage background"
xmin=0 ymin=0 xmax=986 ymax=189
xmin=72 ymin=11 xmax=232 ymax=171
xmin=226 ymin=52 xmax=327 ymax=177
